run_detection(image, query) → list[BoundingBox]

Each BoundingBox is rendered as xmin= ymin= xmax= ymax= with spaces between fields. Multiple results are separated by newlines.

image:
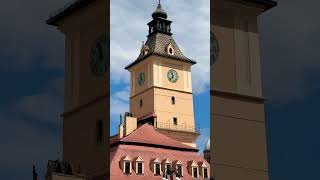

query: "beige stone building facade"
xmin=210 ymin=0 xmax=277 ymax=179
xmin=45 ymin=0 xmax=109 ymax=179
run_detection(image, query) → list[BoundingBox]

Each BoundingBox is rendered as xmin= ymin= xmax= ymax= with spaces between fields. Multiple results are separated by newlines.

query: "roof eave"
xmin=243 ymin=0 xmax=277 ymax=11
xmin=125 ymin=53 xmax=196 ymax=70
xmin=46 ymin=0 xmax=96 ymax=26
xmin=112 ymin=141 xmax=199 ymax=152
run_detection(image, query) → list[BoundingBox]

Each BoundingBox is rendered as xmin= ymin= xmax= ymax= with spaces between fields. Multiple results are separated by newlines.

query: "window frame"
xmin=203 ymin=167 xmax=208 ymax=178
xmin=124 ymin=161 xmax=131 ymax=174
xmin=193 ymin=167 xmax=198 ymax=178
xmin=176 ymin=164 xmax=183 ymax=177
xmin=154 ymin=163 xmax=161 ymax=176
xmin=136 ymin=162 xmax=143 ymax=175
xmin=173 ymin=117 xmax=178 ymax=125
xmin=96 ymin=119 xmax=104 ymax=144
xmin=171 ymin=96 xmax=175 ymax=105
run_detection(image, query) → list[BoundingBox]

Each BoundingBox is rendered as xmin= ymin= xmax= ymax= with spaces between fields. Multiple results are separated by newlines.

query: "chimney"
xmin=118 ymin=114 xmax=124 ymax=139
xmin=124 ymin=112 xmax=137 ymax=136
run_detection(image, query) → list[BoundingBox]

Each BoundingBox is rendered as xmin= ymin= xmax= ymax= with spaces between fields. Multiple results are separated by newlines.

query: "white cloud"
xmin=110 ymin=88 xmax=130 ymax=122
xmin=110 ymin=0 xmax=210 ymax=94
xmin=196 ymin=128 xmax=210 ymax=152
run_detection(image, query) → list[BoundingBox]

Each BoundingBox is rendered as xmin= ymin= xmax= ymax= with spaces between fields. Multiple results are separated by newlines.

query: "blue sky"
xmin=1 ymin=0 xmax=320 ymax=180
xmin=109 ymin=0 xmax=210 ymax=151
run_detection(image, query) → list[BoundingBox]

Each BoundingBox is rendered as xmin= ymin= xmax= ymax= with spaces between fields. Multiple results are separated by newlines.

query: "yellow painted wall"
xmin=56 ymin=0 xmax=109 ymax=177
xmin=154 ymin=88 xmax=194 ymax=129
xmin=128 ymin=55 xmax=195 ymax=131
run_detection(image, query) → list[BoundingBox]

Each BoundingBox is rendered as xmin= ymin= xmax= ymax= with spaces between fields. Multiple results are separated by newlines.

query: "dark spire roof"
xmin=152 ymin=1 xmax=168 ymax=19
xmin=125 ymin=1 xmax=196 ymax=70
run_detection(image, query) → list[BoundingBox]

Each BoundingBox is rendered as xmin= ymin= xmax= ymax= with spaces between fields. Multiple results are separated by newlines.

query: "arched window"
xmin=171 ymin=96 xmax=175 ymax=105
xmin=140 ymin=99 xmax=143 ymax=108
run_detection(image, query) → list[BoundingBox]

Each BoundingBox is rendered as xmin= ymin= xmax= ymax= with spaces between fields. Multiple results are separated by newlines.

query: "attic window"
xmin=165 ymin=164 xmax=172 ymax=175
xmin=203 ymin=168 xmax=208 ymax=178
xmin=137 ymin=162 xmax=143 ymax=174
xmin=155 ymin=163 xmax=161 ymax=175
xmin=193 ymin=167 xmax=198 ymax=178
xmin=166 ymin=44 xmax=174 ymax=55
xmin=121 ymin=155 xmax=132 ymax=174
xmin=174 ymin=160 xmax=183 ymax=177
xmin=124 ymin=161 xmax=131 ymax=174
xmin=163 ymin=158 xmax=172 ymax=175
xmin=134 ymin=156 xmax=144 ymax=175
xmin=152 ymin=158 xmax=162 ymax=176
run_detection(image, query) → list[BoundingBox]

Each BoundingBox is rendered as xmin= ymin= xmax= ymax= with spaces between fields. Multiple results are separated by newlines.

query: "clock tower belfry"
xmin=125 ymin=2 xmax=199 ymax=147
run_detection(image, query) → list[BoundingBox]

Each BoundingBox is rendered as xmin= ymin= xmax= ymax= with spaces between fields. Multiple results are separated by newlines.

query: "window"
xmin=193 ymin=167 xmax=198 ymax=178
xmin=140 ymin=99 xmax=143 ymax=108
xmin=165 ymin=164 xmax=172 ymax=175
xmin=96 ymin=120 xmax=103 ymax=144
xmin=137 ymin=162 xmax=143 ymax=174
xmin=171 ymin=96 xmax=175 ymax=104
xmin=155 ymin=163 xmax=161 ymax=175
xmin=173 ymin=117 xmax=178 ymax=125
xmin=176 ymin=165 xmax=182 ymax=177
xmin=169 ymin=48 xmax=173 ymax=54
xmin=204 ymin=168 xmax=208 ymax=178
xmin=124 ymin=161 xmax=131 ymax=174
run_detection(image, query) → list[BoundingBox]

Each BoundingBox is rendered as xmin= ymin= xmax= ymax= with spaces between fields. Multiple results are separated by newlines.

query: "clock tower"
xmin=211 ymin=0 xmax=277 ymax=179
xmin=125 ymin=2 xmax=199 ymax=147
xmin=46 ymin=0 xmax=109 ymax=179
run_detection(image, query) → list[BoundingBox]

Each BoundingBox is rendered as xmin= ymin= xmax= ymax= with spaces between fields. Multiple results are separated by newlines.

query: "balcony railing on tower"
xmin=156 ymin=122 xmax=200 ymax=134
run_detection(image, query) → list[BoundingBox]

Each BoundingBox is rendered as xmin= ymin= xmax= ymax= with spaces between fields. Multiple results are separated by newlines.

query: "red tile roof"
xmin=116 ymin=124 xmax=197 ymax=151
xmin=109 ymin=124 xmax=209 ymax=179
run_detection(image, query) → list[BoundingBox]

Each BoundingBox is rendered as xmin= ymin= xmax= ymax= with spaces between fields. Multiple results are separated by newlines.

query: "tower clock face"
xmin=167 ymin=69 xmax=179 ymax=83
xmin=138 ymin=72 xmax=145 ymax=86
xmin=211 ymin=32 xmax=220 ymax=65
xmin=90 ymin=33 xmax=108 ymax=76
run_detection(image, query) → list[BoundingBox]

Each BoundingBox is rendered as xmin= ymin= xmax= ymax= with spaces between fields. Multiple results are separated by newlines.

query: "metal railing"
xmin=156 ymin=122 xmax=200 ymax=133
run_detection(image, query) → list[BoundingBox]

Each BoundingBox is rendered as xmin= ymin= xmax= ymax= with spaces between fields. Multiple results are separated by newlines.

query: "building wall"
xmin=129 ymin=55 xmax=195 ymax=131
xmin=130 ymin=88 xmax=155 ymax=118
xmin=211 ymin=0 xmax=270 ymax=179
xmin=55 ymin=0 xmax=109 ymax=177
xmin=154 ymin=88 xmax=194 ymax=129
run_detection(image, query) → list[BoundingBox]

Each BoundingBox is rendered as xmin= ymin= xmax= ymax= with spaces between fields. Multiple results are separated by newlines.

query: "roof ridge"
xmin=120 ymin=124 xmax=198 ymax=151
